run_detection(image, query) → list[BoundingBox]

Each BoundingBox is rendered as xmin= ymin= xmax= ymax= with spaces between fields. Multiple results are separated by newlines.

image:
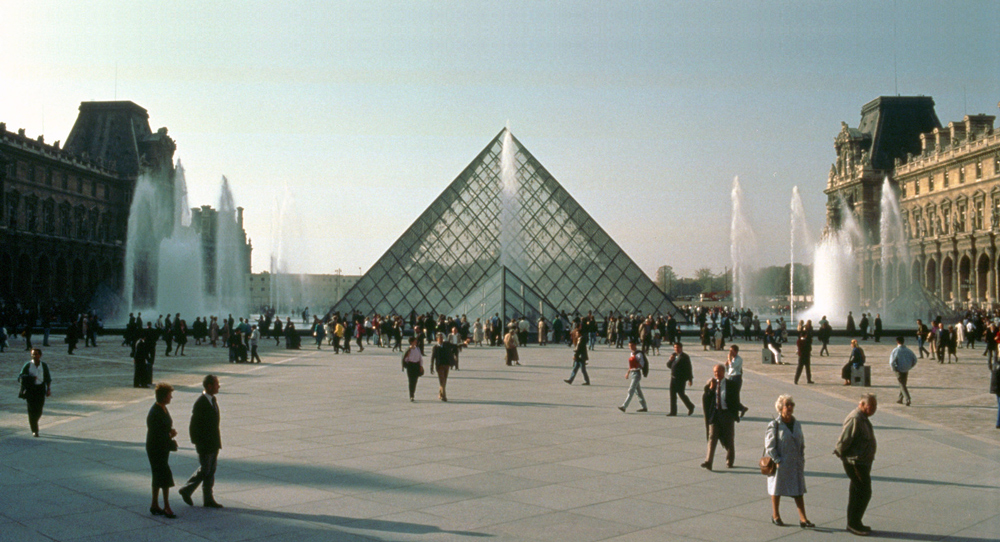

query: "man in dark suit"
xmin=667 ymin=342 xmax=695 ymax=416
xmin=179 ymin=375 xmax=223 ymax=508
xmin=701 ymin=364 xmax=739 ymax=470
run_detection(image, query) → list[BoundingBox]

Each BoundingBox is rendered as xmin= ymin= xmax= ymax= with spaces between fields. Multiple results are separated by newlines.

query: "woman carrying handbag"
xmin=764 ymin=394 xmax=814 ymax=528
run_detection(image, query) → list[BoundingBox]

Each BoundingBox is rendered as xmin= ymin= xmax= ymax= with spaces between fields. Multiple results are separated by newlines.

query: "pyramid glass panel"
xmin=332 ymin=129 xmax=684 ymax=322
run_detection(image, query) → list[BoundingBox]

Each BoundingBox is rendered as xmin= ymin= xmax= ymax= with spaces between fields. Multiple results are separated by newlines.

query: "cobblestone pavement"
xmin=0 ymin=334 xmax=997 ymax=541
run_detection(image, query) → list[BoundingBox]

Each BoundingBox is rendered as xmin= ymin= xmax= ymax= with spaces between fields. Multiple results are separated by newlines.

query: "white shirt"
xmin=726 ymin=355 xmax=743 ymax=378
xmin=25 ymin=361 xmax=43 ymax=386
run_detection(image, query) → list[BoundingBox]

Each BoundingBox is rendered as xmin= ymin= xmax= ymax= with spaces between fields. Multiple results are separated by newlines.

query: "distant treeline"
xmin=658 ymin=264 xmax=812 ymax=299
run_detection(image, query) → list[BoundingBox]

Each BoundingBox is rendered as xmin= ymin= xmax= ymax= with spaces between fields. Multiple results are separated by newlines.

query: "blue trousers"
xmin=567 ymin=361 xmax=589 ymax=384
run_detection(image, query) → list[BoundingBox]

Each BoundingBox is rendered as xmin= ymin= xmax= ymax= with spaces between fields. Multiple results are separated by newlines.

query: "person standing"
xmin=991 ymin=363 xmax=1000 ymax=429
xmin=764 ymin=395 xmax=813 ymax=528
xmin=402 ymin=337 xmax=423 ymax=402
xmin=726 ymin=345 xmax=749 ymax=418
xmin=667 ymin=342 xmax=695 ymax=416
xmin=179 ymin=375 xmax=224 ymax=509
xmin=564 ymin=331 xmax=590 ymax=385
xmin=889 ymin=336 xmax=917 ymax=406
xmin=504 ymin=328 xmax=520 ymax=366
xmin=249 ymin=324 xmax=261 ymax=363
xmin=701 ymin=364 xmax=738 ymax=470
xmin=794 ymin=326 xmax=815 ymax=385
xmin=618 ymin=341 xmax=648 ymax=413
xmin=834 ymin=394 xmax=878 ymax=536
xmin=873 ymin=314 xmax=883 ymax=343
xmin=146 ymin=383 xmax=178 ymax=518
xmin=18 ymin=348 xmax=51 ymax=437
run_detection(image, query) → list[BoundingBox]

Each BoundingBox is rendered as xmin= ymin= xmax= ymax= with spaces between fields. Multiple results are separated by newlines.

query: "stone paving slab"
xmin=0 ymin=336 xmax=997 ymax=541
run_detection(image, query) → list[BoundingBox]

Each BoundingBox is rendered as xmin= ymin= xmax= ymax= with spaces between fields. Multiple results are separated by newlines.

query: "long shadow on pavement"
xmin=237 ymin=508 xmax=493 ymax=539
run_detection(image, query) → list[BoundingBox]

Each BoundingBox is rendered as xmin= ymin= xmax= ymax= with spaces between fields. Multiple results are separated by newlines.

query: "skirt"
xmin=146 ymin=447 xmax=174 ymax=489
xmin=505 ymin=346 xmax=519 ymax=363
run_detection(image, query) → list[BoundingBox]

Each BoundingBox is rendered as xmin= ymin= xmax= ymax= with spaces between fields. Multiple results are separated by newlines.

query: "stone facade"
xmin=895 ymin=112 xmax=1000 ymax=308
xmin=0 ymin=101 xmax=175 ymax=316
xmin=248 ymin=272 xmax=360 ymax=314
xmin=825 ymin=96 xmax=1000 ymax=310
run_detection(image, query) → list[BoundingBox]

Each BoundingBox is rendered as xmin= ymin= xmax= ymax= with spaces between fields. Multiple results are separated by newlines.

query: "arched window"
xmin=6 ymin=191 xmax=19 ymax=229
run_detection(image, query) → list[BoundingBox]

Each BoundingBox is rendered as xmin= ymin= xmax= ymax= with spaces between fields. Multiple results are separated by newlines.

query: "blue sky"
xmin=2 ymin=1 xmax=998 ymax=277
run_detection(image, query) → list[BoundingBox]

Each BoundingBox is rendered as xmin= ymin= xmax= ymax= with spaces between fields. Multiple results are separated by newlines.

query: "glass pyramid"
xmin=332 ymin=128 xmax=683 ymax=324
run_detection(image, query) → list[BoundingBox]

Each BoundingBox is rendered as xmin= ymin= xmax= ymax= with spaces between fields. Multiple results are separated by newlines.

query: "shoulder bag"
xmin=759 ymin=453 xmax=776 ymax=476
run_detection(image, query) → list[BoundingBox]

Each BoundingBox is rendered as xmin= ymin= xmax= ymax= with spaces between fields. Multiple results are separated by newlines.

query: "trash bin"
xmin=762 ymin=347 xmax=775 ymax=364
xmin=850 ymin=365 xmax=870 ymax=387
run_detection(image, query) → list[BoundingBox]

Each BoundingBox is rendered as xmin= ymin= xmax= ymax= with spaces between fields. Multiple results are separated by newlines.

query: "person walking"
xmin=889 ymin=336 xmax=917 ymax=406
xmin=178 ymin=375 xmax=224 ymax=509
xmin=916 ymin=319 xmax=930 ymax=359
xmin=817 ymin=320 xmax=831 ymax=356
xmin=146 ymin=383 xmax=178 ymax=518
xmin=401 ymin=337 xmax=423 ymax=402
xmin=701 ymin=364 xmax=738 ymax=470
xmin=667 ymin=342 xmax=695 ymax=416
xmin=764 ymin=395 xmax=813 ymax=528
xmin=430 ymin=333 xmax=455 ymax=401
xmin=18 ymin=348 xmax=51 ymax=437
xmin=834 ymin=394 xmax=878 ymax=536
xmin=618 ymin=341 xmax=648 ymax=413
xmin=564 ymin=331 xmax=590 ymax=385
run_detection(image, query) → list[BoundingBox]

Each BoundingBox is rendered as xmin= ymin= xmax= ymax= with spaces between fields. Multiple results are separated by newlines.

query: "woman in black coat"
xmin=146 ymin=383 xmax=178 ymax=518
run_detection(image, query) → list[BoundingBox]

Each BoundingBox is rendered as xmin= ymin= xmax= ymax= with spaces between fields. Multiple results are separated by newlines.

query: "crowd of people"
xmin=10 ymin=304 xmax=1000 ymax=534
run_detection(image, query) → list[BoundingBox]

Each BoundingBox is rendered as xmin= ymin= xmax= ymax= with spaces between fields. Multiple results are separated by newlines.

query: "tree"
xmin=695 ymin=267 xmax=714 ymax=292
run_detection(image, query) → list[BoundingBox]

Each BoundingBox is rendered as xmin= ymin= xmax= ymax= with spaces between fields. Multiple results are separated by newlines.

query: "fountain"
xmin=269 ymin=185 xmax=305 ymax=316
xmin=499 ymin=126 xmax=525 ymax=276
xmin=730 ymin=176 xmax=758 ymax=308
xmin=119 ymin=163 xmax=249 ymax=322
xmin=879 ymin=176 xmax=910 ymax=313
xmin=803 ymin=196 xmax=862 ymax=325
xmin=213 ymin=176 xmax=249 ymax=314
xmin=789 ymin=186 xmax=813 ymax=323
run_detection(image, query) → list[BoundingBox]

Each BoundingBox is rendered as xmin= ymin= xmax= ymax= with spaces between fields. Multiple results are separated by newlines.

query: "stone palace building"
xmin=825 ymin=96 xmax=1000 ymax=310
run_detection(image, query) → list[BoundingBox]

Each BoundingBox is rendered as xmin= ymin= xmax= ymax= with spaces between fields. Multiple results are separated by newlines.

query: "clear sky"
xmin=3 ymin=1 xmax=998 ymax=279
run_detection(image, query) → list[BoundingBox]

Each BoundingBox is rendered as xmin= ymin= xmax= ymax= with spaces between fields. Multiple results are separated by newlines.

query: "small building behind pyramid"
xmin=332 ymin=128 xmax=684 ymax=325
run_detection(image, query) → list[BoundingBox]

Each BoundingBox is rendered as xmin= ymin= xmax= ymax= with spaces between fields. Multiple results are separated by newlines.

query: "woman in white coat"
xmin=764 ymin=394 xmax=814 ymax=528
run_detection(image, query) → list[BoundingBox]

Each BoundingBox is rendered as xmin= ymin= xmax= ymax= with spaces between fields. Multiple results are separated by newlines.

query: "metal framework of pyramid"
xmin=332 ymin=129 xmax=683 ymax=324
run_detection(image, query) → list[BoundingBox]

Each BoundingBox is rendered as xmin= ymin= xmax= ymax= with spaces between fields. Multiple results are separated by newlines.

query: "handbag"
xmin=760 ymin=454 xmax=776 ymax=476
xmin=417 ymin=364 xmax=424 ymax=377
xmin=18 ymin=381 xmax=29 ymax=400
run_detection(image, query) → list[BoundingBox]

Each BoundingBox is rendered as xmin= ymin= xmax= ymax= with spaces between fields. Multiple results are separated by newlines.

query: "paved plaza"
xmin=1 ymin=334 xmax=998 ymax=541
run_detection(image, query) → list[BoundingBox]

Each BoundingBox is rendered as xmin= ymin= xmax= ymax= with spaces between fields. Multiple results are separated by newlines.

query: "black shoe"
xmin=800 ymin=520 xmax=815 ymax=528
xmin=688 ymin=405 xmax=695 ymax=416
xmin=618 ymin=406 xmax=626 ymax=412
xmin=700 ymin=461 xmax=712 ymax=471
xmin=150 ymin=506 xmax=164 ymax=516
xmin=204 ymin=501 xmax=224 ymax=509
xmin=179 ymin=489 xmax=193 ymax=506
xmin=771 ymin=517 xmax=785 ymax=526
xmin=564 ymin=379 xmax=572 ymax=385
xmin=637 ymin=408 xmax=648 ymax=412
xmin=581 ymin=382 xmax=590 ymax=385
xmin=847 ymin=525 xmax=869 ymax=536
xmin=666 ymin=412 xmax=676 ymax=416
xmin=163 ymin=509 xmax=177 ymax=519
